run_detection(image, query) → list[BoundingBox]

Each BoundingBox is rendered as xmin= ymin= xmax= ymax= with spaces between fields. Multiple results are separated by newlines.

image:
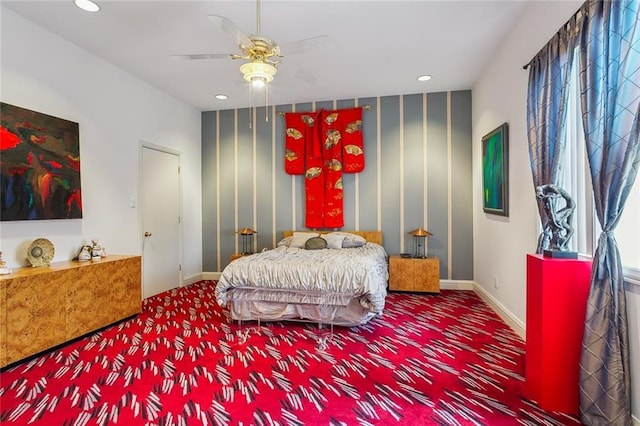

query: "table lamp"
xmin=238 ymin=227 xmax=257 ymax=254
xmin=408 ymin=227 xmax=433 ymax=258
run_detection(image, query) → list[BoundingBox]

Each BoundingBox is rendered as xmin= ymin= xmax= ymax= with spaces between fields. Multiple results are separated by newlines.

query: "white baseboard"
xmin=440 ymin=279 xmax=474 ymax=291
xmin=182 ymin=273 xmax=204 ymax=287
xmin=633 ymin=414 xmax=640 ymax=426
xmin=473 ymin=282 xmax=526 ymax=340
xmin=200 ymin=272 xmax=221 ymax=281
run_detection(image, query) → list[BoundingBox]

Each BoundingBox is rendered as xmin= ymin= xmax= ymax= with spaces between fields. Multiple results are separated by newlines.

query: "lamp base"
xmin=413 ymin=255 xmax=427 ymax=259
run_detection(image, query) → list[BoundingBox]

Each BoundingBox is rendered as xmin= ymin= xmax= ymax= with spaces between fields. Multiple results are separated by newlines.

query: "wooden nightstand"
xmin=388 ymin=255 xmax=440 ymax=293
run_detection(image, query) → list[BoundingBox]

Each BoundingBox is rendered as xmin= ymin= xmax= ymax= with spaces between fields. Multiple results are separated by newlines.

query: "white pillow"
xmin=328 ymin=232 xmax=366 ymax=248
xmin=289 ymin=232 xmax=319 ymax=248
xmin=322 ymin=233 xmax=345 ymax=249
xmin=277 ymin=236 xmax=292 ymax=247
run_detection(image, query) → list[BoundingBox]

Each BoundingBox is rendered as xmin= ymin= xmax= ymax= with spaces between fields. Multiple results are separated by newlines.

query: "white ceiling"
xmin=3 ymin=0 xmax=532 ymax=111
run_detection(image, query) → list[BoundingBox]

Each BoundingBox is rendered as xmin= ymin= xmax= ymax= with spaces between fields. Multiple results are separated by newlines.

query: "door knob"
xmin=144 ymin=232 xmax=152 ymax=237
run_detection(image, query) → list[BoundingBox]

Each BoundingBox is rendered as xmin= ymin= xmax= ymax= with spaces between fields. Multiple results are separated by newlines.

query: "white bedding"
xmin=215 ymin=243 xmax=389 ymax=325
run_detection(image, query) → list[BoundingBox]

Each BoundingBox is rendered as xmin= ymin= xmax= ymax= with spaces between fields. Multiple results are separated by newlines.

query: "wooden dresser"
xmin=388 ymin=255 xmax=440 ymax=293
xmin=0 ymin=255 xmax=141 ymax=368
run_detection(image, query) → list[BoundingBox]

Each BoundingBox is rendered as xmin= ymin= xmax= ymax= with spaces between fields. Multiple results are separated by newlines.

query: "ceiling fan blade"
xmin=208 ymin=15 xmax=253 ymax=48
xmin=293 ymin=67 xmax=318 ymax=85
xmin=280 ymin=35 xmax=332 ymax=55
xmin=170 ymin=53 xmax=232 ymax=60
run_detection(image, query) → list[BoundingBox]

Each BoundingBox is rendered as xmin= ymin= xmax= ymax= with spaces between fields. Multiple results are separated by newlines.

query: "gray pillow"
xmin=327 ymin=232 xmax=366 ymax=248
xmin=290 ymin=232 xmax=319 ymax=248
xmin=305 ymin=236 xmax=328 ymax=250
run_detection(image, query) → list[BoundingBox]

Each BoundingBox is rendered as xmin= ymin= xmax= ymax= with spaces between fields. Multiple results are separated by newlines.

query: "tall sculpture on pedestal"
xmin=535 ymin=184 xmax=577 ymax=258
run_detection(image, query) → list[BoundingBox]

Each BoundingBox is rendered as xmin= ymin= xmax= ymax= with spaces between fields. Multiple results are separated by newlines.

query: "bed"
xmin=215 ymin=231 xmax=388 ymax=328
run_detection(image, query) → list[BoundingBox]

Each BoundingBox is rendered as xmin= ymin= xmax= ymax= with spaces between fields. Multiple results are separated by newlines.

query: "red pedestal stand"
xmin=526 ymin=254 xmax=592 ymax=415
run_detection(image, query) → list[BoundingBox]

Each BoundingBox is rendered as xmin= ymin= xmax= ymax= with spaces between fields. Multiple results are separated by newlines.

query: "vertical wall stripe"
xmin=238 ymin=108 xmax=253 ymax=251
xmin=290 ymin=104 xmax=296 ymax=231
xmin=290 ymin=178 xmax=296 ymax=230
xmin=201 ymin=111 xmax=219 ymax=272
xmin=272 ymin=105 xmax=277 ymax=247
xmin=423 ymin=93 xmax=429 ymax=254
xmin=252 ymin=108 xmax=257 ymax=253
xmin=426 ymin=92 xmax=448 ymax=276
xmin=446 ymin=91 xmax=453 ymax=280
xmin=234 ymin=109 xmax=239 ymax=254
xmin=380 ymin=95 xmax=401 ymax=256
xmin=450 ymin=91 xmax=473 ymax=279
xmin=399 ymin=95 xmax=405 ymax=253
xmin=354 ymin=98 xmax=360 ymax=230
xmin=357 ymin=97 xmax=378 ymax=232
xmin=336 ymin=98 xmax=355 ymax=230
xmin=376 ymin=96 xmax=382 ymax=231
xmin=255 ymin=106 xmax=272 ymax=252
xmin=403 ymin=94 xmax=425 ymax=254
xmin=274 ymin=104 xmax=292 ymax=242
xmin=216 ymin=111 xmax=221 ymax=272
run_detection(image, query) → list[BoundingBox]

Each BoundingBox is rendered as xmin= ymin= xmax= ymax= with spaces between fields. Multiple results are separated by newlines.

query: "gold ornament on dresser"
xmin=0 ymin=251 xmax=11 ymax=275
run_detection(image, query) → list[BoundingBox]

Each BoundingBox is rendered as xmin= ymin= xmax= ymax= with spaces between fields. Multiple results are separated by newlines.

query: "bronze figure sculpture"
xmin=536 ymin=184 xmax=576 ymax=255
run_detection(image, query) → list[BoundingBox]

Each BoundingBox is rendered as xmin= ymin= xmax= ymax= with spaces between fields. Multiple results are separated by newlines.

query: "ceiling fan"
xmin=172 ymin=0 xmax=329 ymax=88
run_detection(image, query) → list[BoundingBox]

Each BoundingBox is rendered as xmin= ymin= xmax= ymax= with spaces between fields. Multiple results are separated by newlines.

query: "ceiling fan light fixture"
xmin=251 ymin=78 xmax=267 ymax=88
xmin=73 ymin=0 xmax=100 ymax=12
xmin=240 ymin=62 xmax=277 ymax=85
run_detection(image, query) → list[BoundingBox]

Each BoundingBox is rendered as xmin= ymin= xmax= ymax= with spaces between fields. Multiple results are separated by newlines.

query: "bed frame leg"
xmin=316 ymin=316 xmax=336 ymax=351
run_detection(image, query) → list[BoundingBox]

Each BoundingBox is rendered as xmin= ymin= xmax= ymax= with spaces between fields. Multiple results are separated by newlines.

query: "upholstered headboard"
xmin=282 ymin=230 xmax=383 ymax=245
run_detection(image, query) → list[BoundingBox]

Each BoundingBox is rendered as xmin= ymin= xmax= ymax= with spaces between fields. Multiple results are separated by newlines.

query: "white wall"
xmin=0 ymin=8 xmax=203 ymax=280
xmin=472 ymin=0 xmax=639 ymax=421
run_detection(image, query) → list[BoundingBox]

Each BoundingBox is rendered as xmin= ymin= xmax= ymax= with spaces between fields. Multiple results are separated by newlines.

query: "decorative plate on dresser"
xmin=26 ymin=238 xmax=55 ymax=267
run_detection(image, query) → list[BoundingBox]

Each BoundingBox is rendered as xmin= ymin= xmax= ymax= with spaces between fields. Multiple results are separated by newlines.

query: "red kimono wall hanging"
xmin=284 ymin=107 xmax=364 ymax=228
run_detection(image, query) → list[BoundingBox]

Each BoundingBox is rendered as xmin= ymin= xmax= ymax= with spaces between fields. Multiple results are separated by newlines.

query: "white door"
xmin=141 ymin=145 xmax=181 ymax=299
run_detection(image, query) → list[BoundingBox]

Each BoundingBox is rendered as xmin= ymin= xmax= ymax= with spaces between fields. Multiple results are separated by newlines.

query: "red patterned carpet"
xmin=0 ymin=281 xmax=581 ymax=425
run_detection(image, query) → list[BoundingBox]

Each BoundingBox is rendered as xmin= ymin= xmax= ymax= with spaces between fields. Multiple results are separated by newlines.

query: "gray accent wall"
xmin=202 ymin=91 xmax=473 ymax=279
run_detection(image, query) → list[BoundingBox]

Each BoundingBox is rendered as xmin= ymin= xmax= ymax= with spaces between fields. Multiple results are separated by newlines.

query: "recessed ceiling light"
xmin=215 ymin=94 xmax=228 ymax=100
xmin=74 ymin=0 xmax=100 ymax=12
xmin=417 ymin=75 xmax=432 ymax=82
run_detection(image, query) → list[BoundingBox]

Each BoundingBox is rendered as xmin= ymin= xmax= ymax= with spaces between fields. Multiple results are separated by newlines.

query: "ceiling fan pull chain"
xmin=249 ymin=82 xmax=253 ymax=128
xmin=265 ymin=84 xmax=269 ymax=122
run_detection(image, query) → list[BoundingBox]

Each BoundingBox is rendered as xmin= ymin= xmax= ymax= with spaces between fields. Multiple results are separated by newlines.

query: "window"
xmin=618 ymin=177 xmax=640 ymax=281
xmin=561 ymin=62 xmax=595 ymax=257
xmin=561 ymin=59 xmax=640 ymax=282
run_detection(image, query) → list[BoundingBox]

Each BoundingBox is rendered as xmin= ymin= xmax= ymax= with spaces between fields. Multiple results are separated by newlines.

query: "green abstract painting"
xmin=482 ymin=123 xmax=508 ymax=216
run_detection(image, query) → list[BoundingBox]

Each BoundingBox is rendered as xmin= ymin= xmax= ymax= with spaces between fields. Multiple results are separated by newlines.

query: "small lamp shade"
xmin=408 ymin=227 xmax=432 ymax=258
xmin=238 ymin=227 xmax=257 ymax=235
xmin=237 ymin=227 xmax=257 ymax=254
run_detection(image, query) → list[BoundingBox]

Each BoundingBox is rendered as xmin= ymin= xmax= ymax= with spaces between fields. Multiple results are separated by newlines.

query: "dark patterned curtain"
xmin=525 ymin=20 xmax=578 ymax=253
xmin=577 ymin=1 xmax=640 ymax=424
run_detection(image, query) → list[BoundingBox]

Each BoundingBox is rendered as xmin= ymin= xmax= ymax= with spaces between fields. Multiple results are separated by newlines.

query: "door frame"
xmin=138 ymin=141 xmax=183 ymax=291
